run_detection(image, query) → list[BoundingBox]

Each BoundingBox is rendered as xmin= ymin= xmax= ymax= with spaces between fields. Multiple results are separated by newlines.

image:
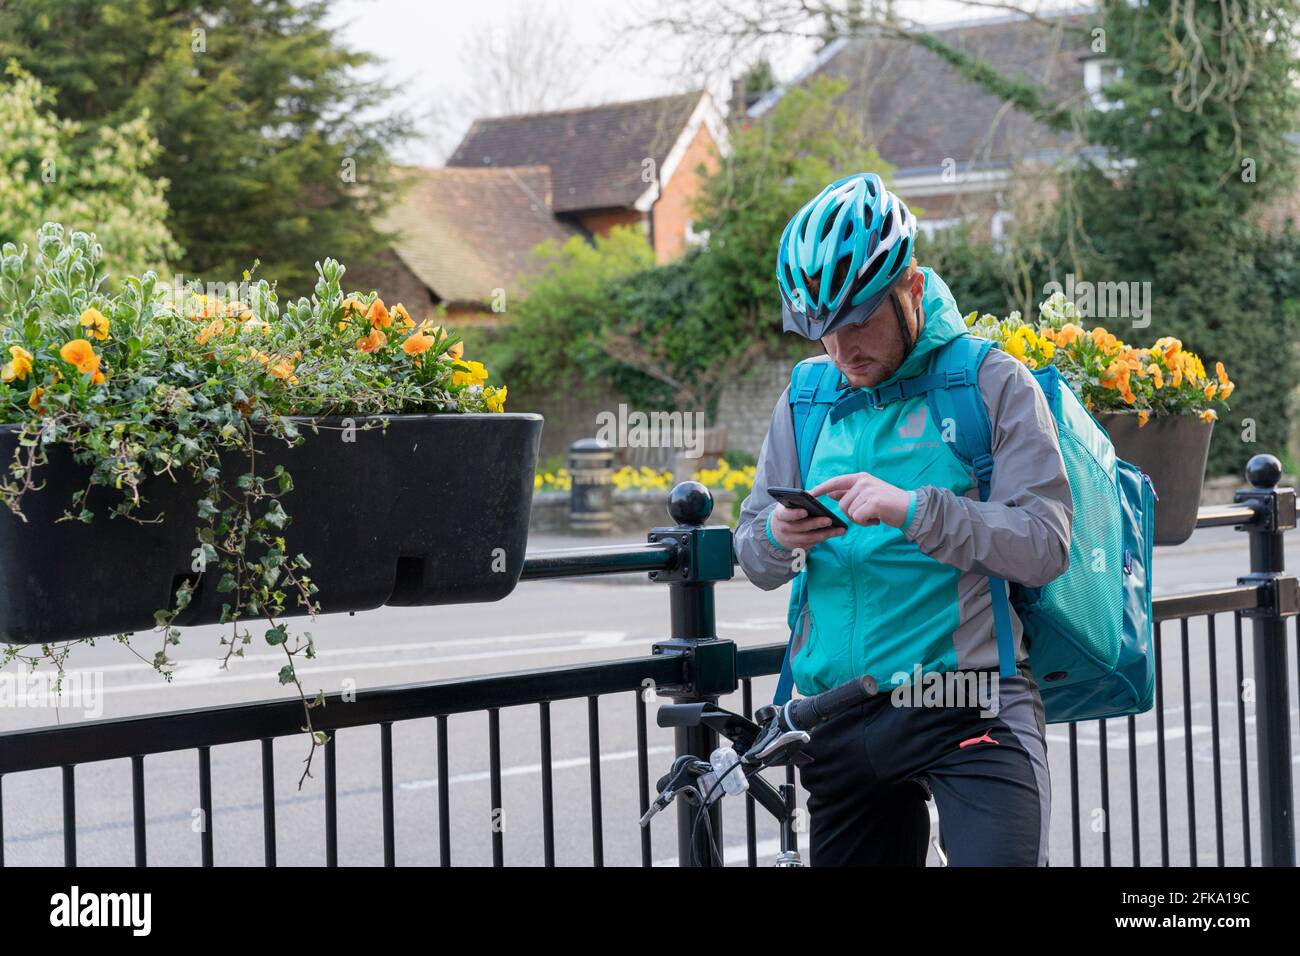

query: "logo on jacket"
xmin=897 ymin=407 xmax=927 ymax=439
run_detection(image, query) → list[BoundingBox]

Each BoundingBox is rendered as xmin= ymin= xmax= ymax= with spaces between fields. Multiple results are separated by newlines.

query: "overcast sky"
xmin=330 ymin=0 xmax=1066 ymax=165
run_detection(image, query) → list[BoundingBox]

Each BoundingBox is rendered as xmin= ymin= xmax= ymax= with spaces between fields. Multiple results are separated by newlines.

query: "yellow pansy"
xmin=451 ymin=360 xmax=489 ymax=387
xmin=1 ymin=345 xmax=34 ymax=383
xmin=79 ymin=307 xmax=110 ymax=341
xmin=59 ymin=339 xmax=101 ymax=376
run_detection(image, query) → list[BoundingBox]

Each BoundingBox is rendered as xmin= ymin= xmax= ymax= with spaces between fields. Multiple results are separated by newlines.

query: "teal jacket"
xmin=735 ymin=268 xmax=1073 ymax=694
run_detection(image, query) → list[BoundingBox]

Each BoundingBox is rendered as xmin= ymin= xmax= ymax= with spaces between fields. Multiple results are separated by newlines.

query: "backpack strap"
xmin=790 ymin=359 xmax=844 ymax=484
xmin=774 ymin=359 xmax=841 ymax=706
xmin=926 ymin=335 xmax=1017 ymax=679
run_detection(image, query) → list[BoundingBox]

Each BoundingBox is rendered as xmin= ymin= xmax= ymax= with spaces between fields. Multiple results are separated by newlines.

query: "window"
xmin=684 ymin=218 xmax=710 ymax=249
xmin=991 ymin=210 xmax=1013 ymax=250
xmin=916 ymin=217 xmax=964 ymax=240
xmin=1084 ymin=58 xmax=1123 ymax=112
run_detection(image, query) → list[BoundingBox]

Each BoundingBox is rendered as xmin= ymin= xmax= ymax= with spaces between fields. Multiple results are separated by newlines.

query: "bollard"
xmin=1235 ymin=453 xmax=1298 ymax=866
xmin=568 ymin=438 xmax=614 ymax=534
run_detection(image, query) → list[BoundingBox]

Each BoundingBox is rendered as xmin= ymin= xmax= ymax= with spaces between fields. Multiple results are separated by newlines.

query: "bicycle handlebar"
xmin=783 ymin=674 xmax=879 ymax=731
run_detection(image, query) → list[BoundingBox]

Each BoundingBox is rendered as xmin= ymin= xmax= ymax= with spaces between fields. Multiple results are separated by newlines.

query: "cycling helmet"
xmin=775 ymin=172 xmax=918 ymax=343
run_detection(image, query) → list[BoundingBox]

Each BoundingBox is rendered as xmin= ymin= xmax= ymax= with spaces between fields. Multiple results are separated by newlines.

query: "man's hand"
xmin=808 ymin=472 xmax=911 ymax=529
xmin=769 ymin=502 xmax=846 ymax=552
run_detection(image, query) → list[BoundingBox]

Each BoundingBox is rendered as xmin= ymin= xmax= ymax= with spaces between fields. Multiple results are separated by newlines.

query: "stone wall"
xmin=711 ymin=358 xmax=794 ymax=457
xmin=516 ymin=357 xmax=799 ymax=468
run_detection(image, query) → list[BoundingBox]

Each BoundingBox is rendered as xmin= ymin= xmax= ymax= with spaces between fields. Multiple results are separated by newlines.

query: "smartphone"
xmin=766 ymin=486 xmax=848 ymax=530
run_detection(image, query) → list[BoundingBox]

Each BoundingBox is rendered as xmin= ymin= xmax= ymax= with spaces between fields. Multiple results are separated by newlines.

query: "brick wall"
xmin=653 ymin=124 xmax=722 ymax=263
xmin=576 ymin=208 xmax=645 ymax=239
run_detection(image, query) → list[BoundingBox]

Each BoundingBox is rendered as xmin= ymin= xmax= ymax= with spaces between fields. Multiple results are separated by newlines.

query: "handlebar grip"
xmin=786 ymin=675 xmax=878 ymax=731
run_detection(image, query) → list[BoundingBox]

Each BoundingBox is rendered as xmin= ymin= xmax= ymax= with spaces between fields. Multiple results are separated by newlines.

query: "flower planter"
xmin=0 ymin=413 xmax=543 ymax=644
xmin=1094 ymin=411 xmax=1213 ymax=546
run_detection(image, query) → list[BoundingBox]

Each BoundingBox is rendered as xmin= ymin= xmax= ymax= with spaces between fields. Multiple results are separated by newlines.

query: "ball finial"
xmin=1245 ymin=453 xmax=1282 ymax=490
xmin=667 ymin=481 xmax=713 ymax=526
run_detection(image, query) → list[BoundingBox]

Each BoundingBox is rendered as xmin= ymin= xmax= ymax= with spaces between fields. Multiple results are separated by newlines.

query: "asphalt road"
xmin=1 ymin=524 xmax=1297 ymax=867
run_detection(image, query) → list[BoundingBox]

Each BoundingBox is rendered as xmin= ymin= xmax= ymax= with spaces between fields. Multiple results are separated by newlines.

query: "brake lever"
xmin=744 ymin=710 xmax=810 ymax=765
xmin=639 ymin=756 xmax=710 ymax=827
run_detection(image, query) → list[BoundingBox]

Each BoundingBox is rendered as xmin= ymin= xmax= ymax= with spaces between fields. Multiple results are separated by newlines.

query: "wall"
xmin=653 ymin=124 xmax=722 ymax=263
xmin=576 ymin=208 xmax=645 ymax=239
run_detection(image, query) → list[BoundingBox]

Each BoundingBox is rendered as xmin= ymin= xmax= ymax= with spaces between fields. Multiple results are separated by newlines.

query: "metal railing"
xmin=0 ymin=456 xmax=1295 ymax=867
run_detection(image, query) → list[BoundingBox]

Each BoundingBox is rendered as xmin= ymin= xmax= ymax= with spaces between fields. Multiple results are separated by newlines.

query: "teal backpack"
xmin=775 ymin=333 xmax=1157 ymax=724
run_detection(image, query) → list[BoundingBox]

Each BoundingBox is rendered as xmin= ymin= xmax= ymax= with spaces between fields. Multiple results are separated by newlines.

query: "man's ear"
xmin=907 ymin=268 xmax=925 ymax=305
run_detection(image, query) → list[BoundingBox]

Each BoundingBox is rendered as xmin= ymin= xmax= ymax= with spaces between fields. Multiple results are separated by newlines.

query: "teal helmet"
xmin=775 ymin=172 xmax=918 ymax=342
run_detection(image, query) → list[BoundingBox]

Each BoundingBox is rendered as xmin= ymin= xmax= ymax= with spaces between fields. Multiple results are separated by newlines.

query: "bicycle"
xmin=640 ymin=675 xmax=902 ymax=867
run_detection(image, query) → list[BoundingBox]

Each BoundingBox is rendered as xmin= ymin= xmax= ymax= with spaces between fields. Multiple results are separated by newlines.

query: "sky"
xmin=329 ymin=0 xmax=1046 ymax=165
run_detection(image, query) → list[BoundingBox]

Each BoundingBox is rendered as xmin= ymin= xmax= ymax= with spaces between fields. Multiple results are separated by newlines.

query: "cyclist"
xmin=734 ymin=172 xmax=1073 ymax=866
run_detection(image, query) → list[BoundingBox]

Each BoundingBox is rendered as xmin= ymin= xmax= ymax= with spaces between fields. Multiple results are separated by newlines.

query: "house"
xmin=744 ymin=9 xmax=1098 ymax=242
xmin=350 ymin=90 xmax=731 ymax=324
xmin=446 ymin=90 xmax=730 ymax=264
xmin=350 ymin=165 xmax=583 ymax=325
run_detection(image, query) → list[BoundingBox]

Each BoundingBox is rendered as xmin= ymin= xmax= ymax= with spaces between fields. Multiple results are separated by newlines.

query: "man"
xmin=735 ymin=172 xmax=1073 ymax=866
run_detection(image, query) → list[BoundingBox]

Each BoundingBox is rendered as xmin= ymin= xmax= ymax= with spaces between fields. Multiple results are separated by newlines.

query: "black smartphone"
xmin=766 ymin=486 xmax=848 ymax=530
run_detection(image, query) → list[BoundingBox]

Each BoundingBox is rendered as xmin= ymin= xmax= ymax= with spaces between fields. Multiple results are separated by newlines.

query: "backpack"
xmin=774 ymin=333 xmax=1157 ymax=724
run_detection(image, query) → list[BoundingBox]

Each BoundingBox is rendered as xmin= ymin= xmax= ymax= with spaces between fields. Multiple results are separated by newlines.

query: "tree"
xmin=0 ymin=64 xmax=179 ymax=277
xmin=0 ymin=0 xmax=407 ymax=296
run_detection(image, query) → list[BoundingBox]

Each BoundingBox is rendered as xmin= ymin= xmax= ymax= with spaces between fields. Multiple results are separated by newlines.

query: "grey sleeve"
xmin=734 ymin=384 xmax=802 ymax=591
xmin=903 ymin=348 xmax=1073 ymax=587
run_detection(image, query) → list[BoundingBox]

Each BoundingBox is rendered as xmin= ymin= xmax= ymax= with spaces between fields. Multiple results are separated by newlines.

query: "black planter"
xmin=1095 ymin=410 xmax=1213 ymax=546
xmin=0 ymin=413 xmax=543 ymax=644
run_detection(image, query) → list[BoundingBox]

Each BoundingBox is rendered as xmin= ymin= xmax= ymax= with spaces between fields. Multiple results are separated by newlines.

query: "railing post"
xmin=1235 ymin=453 xmax=1298 ymax=866
xmin=648 ymin=481 xmax=737 ymax=867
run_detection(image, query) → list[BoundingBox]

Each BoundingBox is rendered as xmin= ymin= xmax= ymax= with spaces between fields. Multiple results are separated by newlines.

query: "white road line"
xmin=92 ymin=635 xmax=636 ymax=696
xmin=17 ymin=629 xmax=628 ymax=679
xmin=399 ymin=744 xmax=675 ymax=790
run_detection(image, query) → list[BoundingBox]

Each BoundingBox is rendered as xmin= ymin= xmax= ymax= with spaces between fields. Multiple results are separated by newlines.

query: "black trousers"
xmin=797 ymin=668 xmax=1051 ymax=866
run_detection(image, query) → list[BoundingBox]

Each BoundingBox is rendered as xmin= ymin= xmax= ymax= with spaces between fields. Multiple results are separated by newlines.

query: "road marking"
xmin=87 ymin=635 xmax=636 ymax=696
xmin=399 ymin=744 xmax=675 ymax=790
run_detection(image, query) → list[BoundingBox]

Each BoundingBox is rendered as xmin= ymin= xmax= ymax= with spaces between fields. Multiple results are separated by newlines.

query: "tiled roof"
xmin=446 ymin=91 xmax=706 ymax=213
xmin=752 ymin=13 xmax=1093 ymax=173
xmin=378 ymin=165 xmax=583 ymax=306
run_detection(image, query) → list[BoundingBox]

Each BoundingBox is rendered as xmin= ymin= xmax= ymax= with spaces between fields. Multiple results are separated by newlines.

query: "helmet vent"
xmin=819 ymin=214 xmax=838 ymax=243
xmin=853 ymin=251 xmax=888 ymax=299
xmin=830 ymin=256 xmax=851 ymax=298
xmin=880 ymin=210 xmax=894 ymax=240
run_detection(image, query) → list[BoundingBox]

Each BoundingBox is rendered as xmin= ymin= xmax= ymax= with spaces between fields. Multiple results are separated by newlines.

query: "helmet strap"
xmin=890 ymin=287 xmax=915 ymax=355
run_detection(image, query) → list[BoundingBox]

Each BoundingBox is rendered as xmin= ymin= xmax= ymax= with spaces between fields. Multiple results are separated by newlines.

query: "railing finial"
xmin=667 ymin=480 xmax=713 ymax=526
xmin=1246 ymin=453 xmax=1282 ymax=490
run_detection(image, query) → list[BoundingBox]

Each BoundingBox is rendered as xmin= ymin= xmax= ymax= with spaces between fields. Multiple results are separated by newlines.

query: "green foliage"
xmin=0 ymin=64 xmax=179 ymax=278
xmin=916 ymin=223 xmax=1019 ymax=317
xmin=0 ymin=0 xmax=407 ymax=297
xmin=503 ymin=226 xmax=657 ymax=398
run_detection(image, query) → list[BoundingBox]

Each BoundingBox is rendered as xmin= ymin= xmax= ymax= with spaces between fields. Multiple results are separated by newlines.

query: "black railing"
xmin=0 ymin=457 xmax=1294 ymax=867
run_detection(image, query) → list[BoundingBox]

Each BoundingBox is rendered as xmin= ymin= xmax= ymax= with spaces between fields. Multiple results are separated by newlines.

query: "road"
xmin=1 ymin=525 xmax=1297 ymax=866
